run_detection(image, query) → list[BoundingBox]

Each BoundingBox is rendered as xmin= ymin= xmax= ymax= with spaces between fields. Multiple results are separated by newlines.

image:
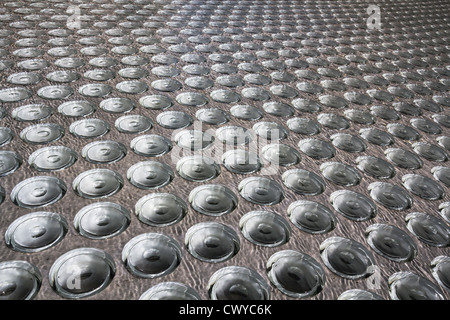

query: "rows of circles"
xmin=0 ymin=0 xmax=449 ymax=300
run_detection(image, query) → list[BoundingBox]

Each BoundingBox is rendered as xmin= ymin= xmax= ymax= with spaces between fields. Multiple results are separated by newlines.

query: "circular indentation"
xmin=196 ymin=108 xmax=229 ymax=125
xmin=119 ymin=67 xmax=149 ymax=79
xmin=241 ymin=87 xmax=271 ymax=101
xmin=0 ymin=127 xmax=14 ymax=146
xmin=370 ymin=105 xmax=400 ymax=121
xmin=176 ymin=92 xmax=209 ymax=107
xmin=238 ymin=177 xmax=284 ymax=206
xmin=405 ymin=212 xmax=449 ymax=248
xmin=12 ymin=104 xmax=53 ymax=122
xmin=0 ymin=151 xmax=22 ymax=177
xmin=286 ymin=118 xmax=321 ymax=136
xmin=122 ymin=233 xmax=181 ymax=279
xmin=282 ymin=169 xmax=326 ymax=196
xmin=252 ymin=122 xmax=288 ymax=141
xmin=69 ymin=119 xmax=110 ymax=139
xmin=317 ymin=113 xmax=350 ymax=130
xmin=151 ymin=79 xmax=182 ymax=92
xmin=240 ymin=211 xmax=291 ymax=247
xmin=402 ymin=174 xmax=445 ymax=201
xmin=135 ymin=193 xmax=187 ymax=227
xmin=267 ymin=250 xmax=326 ymax=298
xmin=127 ymin=161 xmax=174 ymax=190
xmin=5 ymin=212 xmax=68 ymax=253
xmin=344 ymin=91 xmax=372 ymax=105
xmin=292 ymin=98 xmax=322 ymax=113
xmin=360 ymin=128 xmax=395 ymax=146
xmin=331 ymin=133 xmax=367 ymax=153
xmin=185 ymin=222 xmax=240 ymax=263
xmin=83 ymin=69 xmax=115 ymax=81
xmin=387 ymin=124 xmax=420 ymax=141
xmin=177 ymin=155 xmax=220 ymax=182
xmin=385 ymin=148 xmax=423 ymax=170
xmin=115 ymin=115 xmax=153 ymax=134
xmin=0 ymin=261 xmax=41 ymax=300
xmin=368 ymin=182 xmax=413 ymax=211
xmin=11 ymin=176 xmax=66 ymax=209
xmin=318 ymin=95 xmax=348 ymax=109
xmin=356 ymin=156 xmax=396 ymax=179
xmin=78 ymin=83 xmax=112 ymax=98
xmin=139 ymin=282 xmax=201 ymax=300
xmin=72 ymin=169 xmax=123 ymax=199
xmin=410 ymin=119 xmax=442 ymax=135
xmin=130 ymin=134 xmax=172 ymax=157
xmin=116 ymin=81 xmax=148 ymax=94
xmin=229 ymin=104 xmax=263 ymax=121
xmin=298 ymin=138 xmax=335 ymax=160
xmin=365 ymin=224 xmax=417 ymax=262
xmin=221 ymin=149 xmax=261 ymax=175
xmin=389 ymin=272 xmax=445 ymax=300
xmin=82 ymin=140 xmax=127 ymax=164
xmin=139 ymin=95 xmax=173 ymax=110
xmin=287 ymin=200 xmax=336 ymax=234
xmin=175 ymin=130 xmax=214 ymax=150
xmin=320 ymin=237 xmax=376 ymax=280
xmin=100 ymin=97 xmax=135 ymax=114
xmin=49 ymin=248 xmax=115 ymax=299
xmin=207 ymin=266 xmax=270 ymax=300
xmin=216 ymin=126 xmax=253 ymax=146
xmin=261 ymin=144 xmax=300 ymax=167
xmin=430 ymin=256 xmax=450 ymax=293
xmin=29 ymin=146 xmax=77 ymax=172
xmin=189 ymin=184 xmax=238 ymax=216
xmin=338 ymin=289 xmax=384 ymax=300
xmin=156 ymin=111 xmax=193 ymax=130
xmin=320 ymin=162 xmax=362 ymax=186
xmin=58 ymin=101 xmax=96 ymax=118
xmin=412 ymin=142 xmax=448 ymax=162
xmin=210 ymin=89 xmax=241 ymax=104
xmin=8 ymin=72 xmax=42 ymax=85
xmin=330 ymin=190 xmax=377 ymax=222
xmin=20 ymin=123 xmax=64 ymax=145
xmin=0 ymin=87 xmax=32 ymax=103
xmin=74 ymin=202 xmax=130 ymax=239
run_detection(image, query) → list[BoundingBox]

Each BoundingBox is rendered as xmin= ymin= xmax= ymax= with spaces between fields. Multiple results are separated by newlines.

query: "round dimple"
xmin=365 ymin=224 xmax=417 ymax=262
xmin=384 ymin=148 xmax=423 ymax=170
xmin=175 ymin=130 xmax=214 ymax=150
xmin=402 ymin=174 xmax=445 ymax=201
xmin=207 ymin=266 xmax=270 ymax=300
xmin=72 ymin=169 xmax=123 ymax=199
xmin=430 ymin=256 xmax=450 ymax=292
xmin=11 ymin=176 xmax=66 ymax=209
xmin=139 ymin=95 xmax=173 ymax=110
xmin=140 ymin=282 xmax=201 ymax=300
xmin=239 ymin=211 xmax=291 ymax=247
xmin=368 ymin=182 xmax=413 ymax=211
xmin=298 ymin=138 xmax=335 ymax=160
xmin=221 ymin=149 xmax=261 ymax=175
xmin=241 ymin=87 xmax=271 ymax=101
xmin=120 ymin=67 xmax=149 ymax=79
xmin=151 ymin=79 xmax=182 ymax=92
xmin=176 ymin=92 xmax=209 ymax=107
xmin=29 ymin=146 xmax=77 ymax=172
xmin=184 ymin=77 xmax=214 ymax=90
xmin=49 ymin=248 xmax=115 ymax=299
xmin=320 ymin=162 xmax=362 ymax=187
xmin=0 ymin=87 xmax=32 ymax=103
xmin=344 ymin=91 xmax=372 ymax=105
xmin=78 ymin=83 xmax=112 ymax=97
xmin=287 ymin=200 xmax=336 ymax=234
xmin=344 ymin=109 xmax=375 ymax=125
xmin=338 ymin=289 xmax=384 ymax=300
xmin=238 ymin=177 xmax=284 ymax=206
xmin=210 ymin=89 xmax=241 ymax=104
xmin=135 ymin=193 xmax=187 ymax=227
xmin=156 ymin=111 xmax=193 ymax=130
xmin=0 ymin=151 xmax=22 ymax=177
xmin=130 ymin=134 xmax=172 ymax=157
xmin=115 ymin=115 xmax=153 ymax=134
xmin=412 ymin=142 xmax=448 ymax=162
xmin=387 ymin=124 xmax=420 ymax=141
xmin=331 ymin=133 xmax=367 ymax=153
xmin=405 ymin=212 xmax=449 ymax=248
xmin=20 ymin=123 xmax=65 ymax=145
xmin=267 ymin=250 xmax=326 ymax=298
xmin=261 ymin=144 xmax=300 ymax=167
xmin=0 ymin=127 xmax=14 ymax=146
xmin=216 ymin=126 xmax=253 ymax=145
xmin=437 ymin=136 xmax=450 ymax=152
xmin=296 ymin=82 xmax=324 ymax=94
xmin=82 ymin=140 xmax=127 ymax=164
xmin=330 ymin=190 xmax=377 ymax=222
xmin=292 ymin=98 xmax=322 ymax=113
xmin=8 ymin=72 xmax=42 ymax=85
xmin=282 ymin=169 xmax=326 ymax=196
xmin=252 ymin=122 xmax=288 ymax=140
xmin=122 ymin=233 xmax=181 ymax=279
xmin=5 ymin=212 xmax=68 ymax=253
xmin=320 ymin=237 xmax=376 ymax=280
xmin=286 ymin=118 xmax=321 ymax=136
xmin=389 ymin=272 xmax=445 ymax=300
xmin=189 ymin=184 xmax=238 ymax=216
xmin=433 ymin=115 xmax=450 ymax=128
xmin=196 ymin=108 xmax=230 ymax=125
xmin=356 ymin=156 xmax=396 ymax=179
xmin=69 ymin=119 xmax=110 ymax=139
xmin=99 ymin=98 xmax=135 ymax=114
xmin=58 ymin=101 xmax=96 ymax=118
xmin=127 ymin=161 xmax=174 ymax=190
xmin=0 ymin=261 xmax=42 ymax=300
xmin=410 ymin=119 xmax=442 ymax=135
xmin=74 ymin=202 xmax=130 ymax=239
xmin=370 ymin=105 xmax=400 ymax=121
xmin=262 ymin=102 xmax=294 ymax=117
xmin=360 ymin=128 xmax=395 ymax=146
xmin=83 ymin=69 xmax=115 ymax=81
xmin=229 ymin=104 xmax=263 ymax=121
xmin=185 ymin=222 xmax=240 ymax=262
xmin=12 ymin=104 xmax=53 ymax=122
xmin=177 ymin=155 xmax=220 ymax=182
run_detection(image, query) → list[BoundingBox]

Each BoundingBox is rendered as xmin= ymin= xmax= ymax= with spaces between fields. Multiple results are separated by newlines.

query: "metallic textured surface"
xmin=0 ymin=0 xmax=449 ymax=300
